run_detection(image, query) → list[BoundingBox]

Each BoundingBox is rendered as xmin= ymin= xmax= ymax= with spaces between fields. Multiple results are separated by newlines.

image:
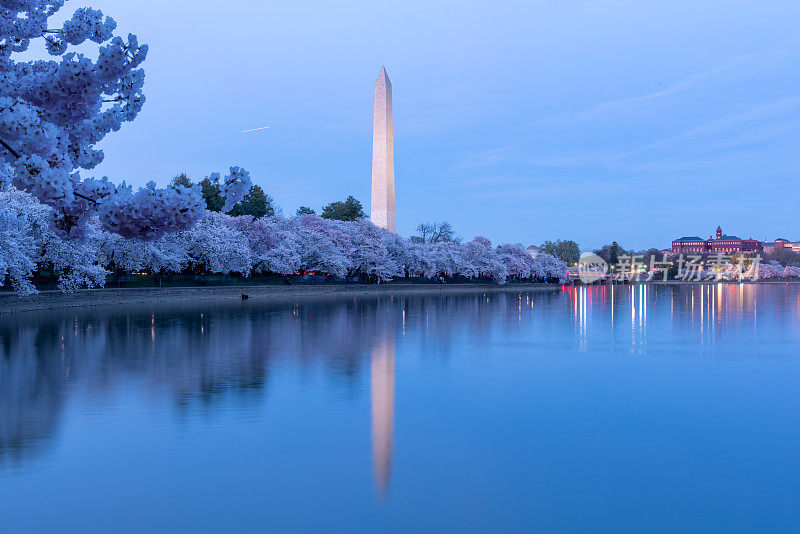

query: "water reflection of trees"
xmin=0 ymin=290 xmax=558 ymax=467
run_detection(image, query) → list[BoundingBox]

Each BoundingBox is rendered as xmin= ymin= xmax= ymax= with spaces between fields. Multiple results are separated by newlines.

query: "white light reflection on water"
xmin=563 ymin=283 xmax=800 ymax=352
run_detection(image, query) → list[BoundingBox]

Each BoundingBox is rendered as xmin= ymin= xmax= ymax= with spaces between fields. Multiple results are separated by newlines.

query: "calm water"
xmin=3 ymin=284 xmax=800 ymax=532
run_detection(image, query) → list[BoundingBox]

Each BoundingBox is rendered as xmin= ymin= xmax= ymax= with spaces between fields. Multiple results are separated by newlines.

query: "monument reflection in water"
xmin=4 ymin=285 xmax=800 ymax=532
xmin=370 ymin=335 xmax=395 ymax=493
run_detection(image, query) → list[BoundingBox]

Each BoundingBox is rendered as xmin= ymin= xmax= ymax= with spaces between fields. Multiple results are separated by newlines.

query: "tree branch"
xmin=0 ymin=137 xmax=20 ymax=159
xmin=1 ymin=137 xmax=98 ymax=205
xmin=74 ymin=192 xmax=98 ymax=205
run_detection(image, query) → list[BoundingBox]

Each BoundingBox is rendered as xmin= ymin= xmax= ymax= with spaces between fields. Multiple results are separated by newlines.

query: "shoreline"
xmin=582 ymin=279 xmax=800 ymax=285
xmin=0 ymin=283 xmax=561 ymax=315
xmin=6 ymin=280 xmax=797 ymax=315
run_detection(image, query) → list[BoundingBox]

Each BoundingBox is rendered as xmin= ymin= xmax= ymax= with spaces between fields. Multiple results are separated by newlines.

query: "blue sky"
xmin=59 ymin=0 xmax=800 ymax=250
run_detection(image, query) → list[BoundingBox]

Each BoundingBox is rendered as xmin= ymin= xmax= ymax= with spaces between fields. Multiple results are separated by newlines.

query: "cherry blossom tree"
xmin=295 ymin=215 xmax=350 ymax=276
xmin=185 ymin=212 xmax=252 ymax=275
xmin=0 ymin=1 xmax=249 ymax=239
xmin=531 ymin=252 xmax=569 ymax=283
xmin=0 ymin=188 xmax=41 ymax=293
xmin=496 ymin=243 xmax=533 ymax=279
xmin=754 ymin=260 xmax=783 ymax=280
xmin=465 ymin=237 xmax=508 ymax=283
xmin=299 ymin=215 xmax=354 ymax=259
xmin=2 ymin=188 xmax=576 ymax=293
xmin=405 ymin=241 xmax=438 ymax=278
xmin=346 ymin=219 xmax=402 ymax=281
xmin=0 ymin=186 xmax=106 ymax=293
xmin=783 ymin=266 xmax=800 ymax=278
xmin=428 ymin=240 xmax=475 ymax=278
xmin=41 ymin=216 xmax=107 ymax=291
xmin=250 ymin=215 xmax=302 ymax=274
xmin=98 ymin=231 xmax=189 ymax=275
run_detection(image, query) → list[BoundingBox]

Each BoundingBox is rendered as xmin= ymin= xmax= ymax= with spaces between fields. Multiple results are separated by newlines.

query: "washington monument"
xmin=370 ymin=66 xmax=395 ymax=232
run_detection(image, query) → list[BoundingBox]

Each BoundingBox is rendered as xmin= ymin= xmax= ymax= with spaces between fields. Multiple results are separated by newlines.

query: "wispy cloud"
xmin=447 ymin=145 xmax=521 ymax=171
xmin=540 ymin=58 xmax=748 ymax=125
xmin=449 ymin=39 xmax=800 ymax=174
xmin=448 ymin=145 xmax=618 ymax=173
xmin=443 ymin=34 xmax=800 ymax=226
xmin=626 ymin=95 xmax=800 ymax=156
xmin=540 ymin=35 xmax=800 ymax=126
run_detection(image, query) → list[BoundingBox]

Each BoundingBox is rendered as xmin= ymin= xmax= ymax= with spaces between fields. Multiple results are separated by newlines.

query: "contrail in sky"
xmin=241 ymin=126 xmax=270 ymax=133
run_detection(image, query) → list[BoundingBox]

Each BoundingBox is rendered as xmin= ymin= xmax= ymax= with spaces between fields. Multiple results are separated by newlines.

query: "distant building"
xmin=764 ymin=238 xmax=800 ymax=254
xmin=672 ymin=226 xmax=763 ymax=254
xmin=741 ymin=239 xmax=763 ymax=252
xmin=525 ymin=245 xmax=540 ymax=258
xmin=671 ymin=236 xmax=707 ymax=253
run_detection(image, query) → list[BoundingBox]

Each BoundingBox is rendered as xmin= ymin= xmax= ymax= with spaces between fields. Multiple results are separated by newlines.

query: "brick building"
xmin=672 ymin=226 xmax=764 ymax=254
xmin=671 ymin=236 xmax=707 ymax=253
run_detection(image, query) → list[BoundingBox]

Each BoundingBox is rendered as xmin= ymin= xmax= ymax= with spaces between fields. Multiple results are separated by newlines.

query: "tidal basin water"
xmin=3 ymin=284 xmax=800 ymax=532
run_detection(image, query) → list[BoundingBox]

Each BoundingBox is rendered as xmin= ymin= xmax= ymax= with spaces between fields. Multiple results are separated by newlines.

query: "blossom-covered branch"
xmin=0 ymin=1 xmax=249 ymax=239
